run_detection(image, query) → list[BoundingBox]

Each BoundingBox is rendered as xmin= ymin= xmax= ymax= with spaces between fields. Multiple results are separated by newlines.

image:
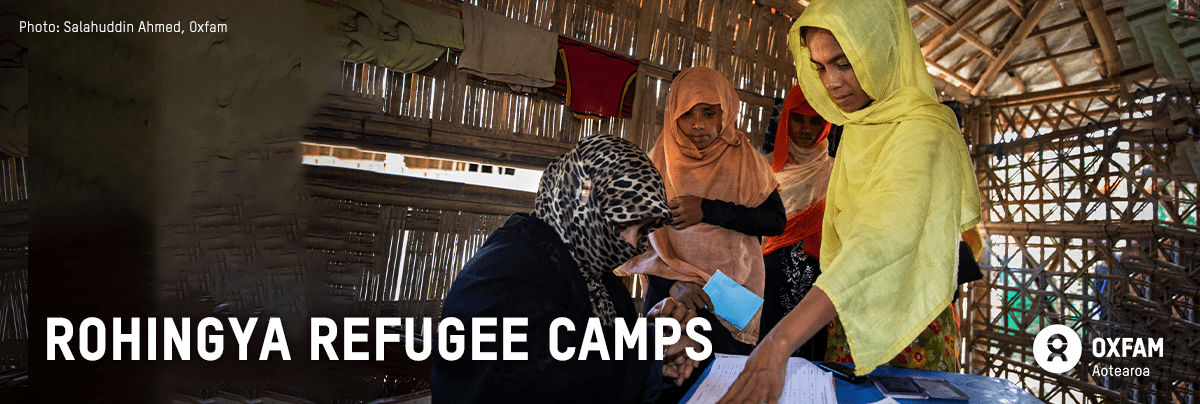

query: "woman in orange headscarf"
xmin=758 ymin=85 xmax=833 ymax=361
xmin=620 ymin=66 xmax=784 ymax=356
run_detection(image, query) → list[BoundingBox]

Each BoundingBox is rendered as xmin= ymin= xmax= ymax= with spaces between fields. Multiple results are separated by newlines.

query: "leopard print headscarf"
xmin=533 ymin=134 xmax=671 ymax=325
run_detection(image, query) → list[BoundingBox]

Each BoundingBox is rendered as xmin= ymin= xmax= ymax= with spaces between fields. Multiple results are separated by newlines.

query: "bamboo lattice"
xmin=968 ymin=78 xmax=1200 ymax=403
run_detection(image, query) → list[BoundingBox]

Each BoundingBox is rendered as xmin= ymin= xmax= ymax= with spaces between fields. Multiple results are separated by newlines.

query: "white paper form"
xmin=683 ymin=354 xmax=837 ymax=404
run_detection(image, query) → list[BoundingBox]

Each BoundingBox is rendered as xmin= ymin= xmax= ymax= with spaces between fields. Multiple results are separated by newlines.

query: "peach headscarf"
xmin=619 ymin=66 xmax=777 ymax=344
xmin=762 ymin=85 xmax=833 ymax=257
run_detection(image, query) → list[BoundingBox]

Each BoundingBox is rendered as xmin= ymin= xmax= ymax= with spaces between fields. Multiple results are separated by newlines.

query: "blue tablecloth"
xmin=681 ymin=362 xmax=1043 ymax=404
xmin=832 ymin=365 xmax=1042 ymax=404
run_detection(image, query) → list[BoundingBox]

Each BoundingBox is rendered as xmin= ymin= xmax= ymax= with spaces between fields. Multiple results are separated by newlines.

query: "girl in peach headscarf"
xmin=758 ymin=85 xmax=833 ymax=361
xmin=620 ymin=66 xmax=784 ymax=355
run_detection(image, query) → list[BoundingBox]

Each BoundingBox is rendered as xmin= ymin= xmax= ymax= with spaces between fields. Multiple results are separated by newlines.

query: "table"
xmin=681 ymin=362 xmax=1044 ymax=404
xmin=831 ymin=365 xmax=1043 ymax=404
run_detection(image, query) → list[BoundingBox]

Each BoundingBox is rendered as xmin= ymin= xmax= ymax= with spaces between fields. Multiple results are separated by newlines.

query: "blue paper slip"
xmin=702 ymin=270 xmax=763 ymax=330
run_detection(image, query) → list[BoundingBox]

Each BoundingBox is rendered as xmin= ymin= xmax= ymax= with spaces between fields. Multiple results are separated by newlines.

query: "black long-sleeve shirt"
xmin=641 ymin=189 xmax=786 ymax=318
xmin=433 ymin=214 xmax=665 ymax=404
xmin=698 ymin=189 xmax=786 ymax=237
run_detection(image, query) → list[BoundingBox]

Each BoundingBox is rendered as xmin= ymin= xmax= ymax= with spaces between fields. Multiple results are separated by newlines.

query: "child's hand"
xmin=669 ymin=281 xmax=713 ymax=312
xmin=669 ymin=196 xmax=704 ymax=230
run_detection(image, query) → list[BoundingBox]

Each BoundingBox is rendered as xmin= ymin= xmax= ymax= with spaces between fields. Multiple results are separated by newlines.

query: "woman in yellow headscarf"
xmin=718 ymin=0 xmax=980 ymax=402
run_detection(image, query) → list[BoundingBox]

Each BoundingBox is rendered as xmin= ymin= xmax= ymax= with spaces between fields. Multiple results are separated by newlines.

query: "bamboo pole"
xmin=1079 ymin=0 xmax=1123 ymax=78
xmin=914 ymin=2 xmax=997 ymax=58
xmin=971 ymin=0 xmax=1055 ymax=96
xmin=920 ymin=0 xmax=993 ymax=58
xmin=988 ymin=78 xmax=1122 ymax=108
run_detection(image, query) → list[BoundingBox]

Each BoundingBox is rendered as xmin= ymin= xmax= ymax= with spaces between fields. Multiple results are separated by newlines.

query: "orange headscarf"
xmin=770 ymin=86 xmax=831 ymax=172
xmin=762 ymin=86 xmax=833 ymax=257
xmin=618 ymin=67 xmax=778 ymax=344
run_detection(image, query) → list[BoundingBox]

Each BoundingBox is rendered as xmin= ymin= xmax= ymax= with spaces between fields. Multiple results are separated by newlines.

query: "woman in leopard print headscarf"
xmin=530 ymin=134 xmax=673 ymax=325
xmin=433 ymin=134 xmax=692 ymax=404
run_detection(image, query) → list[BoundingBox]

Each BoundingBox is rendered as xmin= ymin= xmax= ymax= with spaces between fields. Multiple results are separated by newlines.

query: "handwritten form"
xmin=683 ymin=354 xmax=837 ymax=404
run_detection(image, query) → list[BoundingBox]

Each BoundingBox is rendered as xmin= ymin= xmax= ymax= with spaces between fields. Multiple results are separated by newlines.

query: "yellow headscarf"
xmin=790 ymin=0 xmax=981 ymax=374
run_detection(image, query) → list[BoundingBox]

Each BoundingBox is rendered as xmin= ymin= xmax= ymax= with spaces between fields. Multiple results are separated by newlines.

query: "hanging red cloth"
xmin=548 ymin=37 xmax=639 ymax=119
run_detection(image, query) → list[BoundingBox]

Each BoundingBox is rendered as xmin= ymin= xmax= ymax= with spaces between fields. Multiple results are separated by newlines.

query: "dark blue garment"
xmin=431 ymin=213 xmax=663 ymax=404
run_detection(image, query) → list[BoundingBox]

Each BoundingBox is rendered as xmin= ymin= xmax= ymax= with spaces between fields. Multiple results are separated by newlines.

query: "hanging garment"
xmin=548 ymin=37 xmax=639 ymax=119
xmin=458 ymin=4 xmax=558 ymax=88
xmin=339 ymin=0 xmax=463 ymax=73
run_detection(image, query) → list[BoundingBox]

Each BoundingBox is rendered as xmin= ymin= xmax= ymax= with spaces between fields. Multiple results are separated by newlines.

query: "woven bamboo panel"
xmin=0 ymin=157 xmax=27 ymax=372
xmin=306 ymin=191 xmax=510 ymax=326
xmin=331 ymin=0 xmax=798 ymax=157
xmin=0 ymin=158 xmax=27 ymax=208
xmin=968 ymin=79 xmax=1200 ymax=403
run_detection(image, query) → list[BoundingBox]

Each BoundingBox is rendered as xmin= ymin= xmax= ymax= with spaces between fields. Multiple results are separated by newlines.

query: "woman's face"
xmin=806 ymin=28 xmax=871 ymax=113
xmin=788 ymin=112 xmax=826 ymax=148
xmin=676 ymin=103 xmax=723 ymax=149
xmin=615 ymin=217 xmax=656 ymax=247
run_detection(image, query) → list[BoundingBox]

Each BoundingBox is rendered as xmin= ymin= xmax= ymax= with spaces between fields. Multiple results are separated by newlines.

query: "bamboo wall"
xmin=0 ymin=157 xmax=27 ymax=371
xmin=327 ymin=0 xmax=797 ymax=153
xmin=307 ymin=0 xmax=802 ymax=325
xmin=967 ymin=77 xmax=1200 ymax=403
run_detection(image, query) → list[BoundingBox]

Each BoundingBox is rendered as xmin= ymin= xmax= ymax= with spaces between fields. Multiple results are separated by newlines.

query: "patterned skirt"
xmin=760 ymin=241 xmax=827 ymax=361
xmin=824 ymin=304 xmax=960 ymax=372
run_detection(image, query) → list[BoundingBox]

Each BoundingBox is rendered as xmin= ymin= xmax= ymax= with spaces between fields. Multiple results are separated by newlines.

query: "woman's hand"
xmin=649 ymin=298 xmax=702 ymax=385
xmin=715 ymin=338 xmax=792 ymax=404
xmin=669 ymin=281 xmax=713 ymax=312
xmin=669 ymin=196 xmax=704 ymax=230
xmin=662 ymin=334 xmax=701 ymax=385
xmin=647 ymin=297 xmax=696 ymax=325
xmin=718 ymin=287 xmax=838 ymax=404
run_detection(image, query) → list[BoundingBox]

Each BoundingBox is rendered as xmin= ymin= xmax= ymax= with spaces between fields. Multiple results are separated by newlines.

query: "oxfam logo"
xmin=1034 ymin=324 xmax=1082 ymax=373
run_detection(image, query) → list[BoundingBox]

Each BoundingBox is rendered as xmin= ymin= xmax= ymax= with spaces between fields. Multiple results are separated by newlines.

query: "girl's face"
xmin=788 ymin=112 xmax=826 ymax=148
xmin=676 ymin=103 xmax=723 ymax=149
xmin=806 ymin=28 xmax=871 ymax=113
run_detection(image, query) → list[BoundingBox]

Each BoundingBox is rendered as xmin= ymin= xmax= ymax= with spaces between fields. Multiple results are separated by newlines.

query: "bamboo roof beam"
xmin=1026 ymin=7 xmax=1123 ymax=40
xmin=931 ymin=75 xmax=973 ymax=101
xmin=1036 ymin=37 xmax=1070 ymax=86
xmin=1007 ymin=71 xmax=1028 ymax=93
xmin=1004 ymin=0 xmax=1026 ymax=20
xmin=980 ymin=222 xmax=1200 ymax=243
xmin=952 ymin=51 xmax=985 ymax=74
xmin=1069 ymin=0 xmax=1110 ymax=78
xmin=1018 ymin=109 xmax=1112 ymax=127
xmin=972 ymin=0 xmax=1055 ymax=96
xmin=914 ymin=0 xmax=954 ymax=48
xmin=928 ymin=60 xmax=977 ymax=91
xmin=1004 ymin=44 xmax=1099 ymax=72
xmin=988 ymin=77 xmax=1121 ymax=108
xmin=913 ymin=2 xmax=997 ymax=58
xmin=931 ymin=10 xmax=1012 ymax=71
xmin=920 ymin=0 xmax=994 ymax=57
xmin=1079 ymin=0 xmax=1123 ymax=78
xmin=911 ymin=0 xmax=959 ymax=28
